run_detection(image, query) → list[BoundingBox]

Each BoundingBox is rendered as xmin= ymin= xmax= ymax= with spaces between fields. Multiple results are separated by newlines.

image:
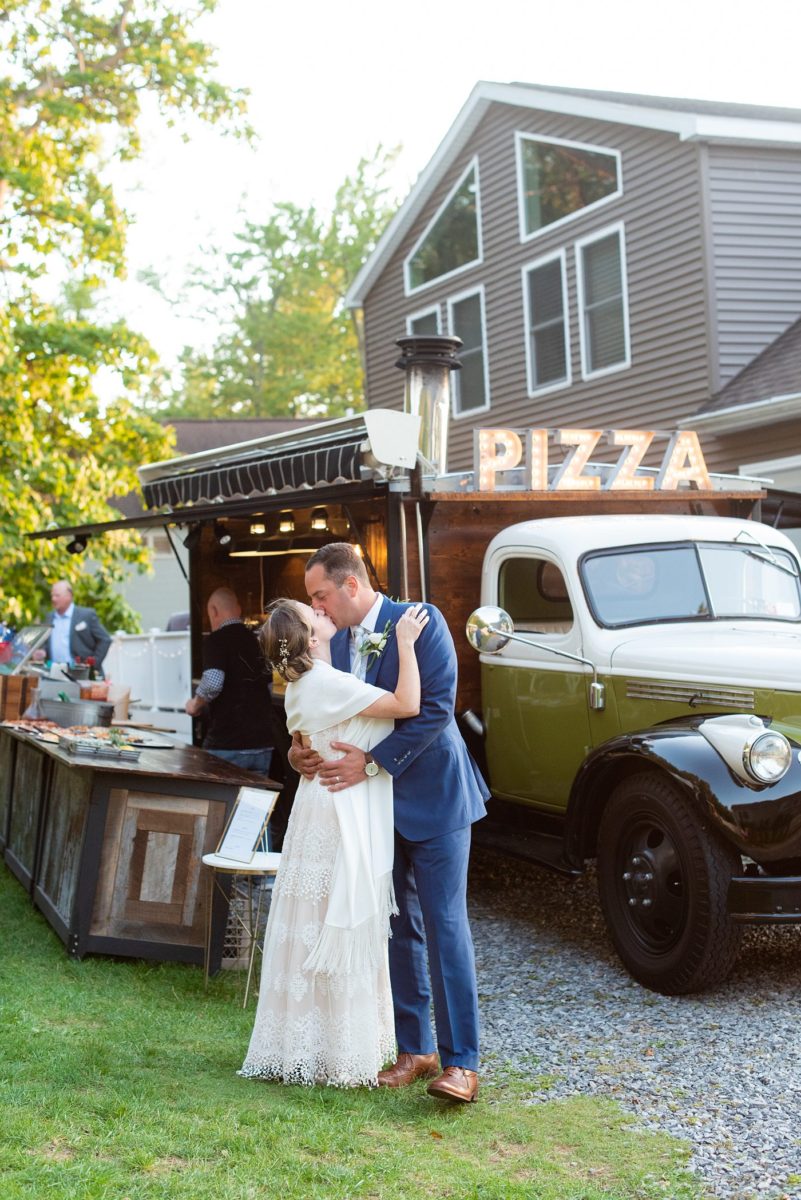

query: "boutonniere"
xmin=358 ymin=620 xmax=393 ymax=668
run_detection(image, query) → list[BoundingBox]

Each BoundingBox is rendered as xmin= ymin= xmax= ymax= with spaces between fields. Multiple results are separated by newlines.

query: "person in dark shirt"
xmin=185 ymin=587 xmax=273 ymax=775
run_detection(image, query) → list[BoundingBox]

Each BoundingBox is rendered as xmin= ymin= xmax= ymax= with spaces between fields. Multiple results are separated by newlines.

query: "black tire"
xmin=597 ymin=771 xmax=742 ymax=995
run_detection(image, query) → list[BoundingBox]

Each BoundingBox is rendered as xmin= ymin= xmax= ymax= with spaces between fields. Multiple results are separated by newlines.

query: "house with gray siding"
xmin=346 ymin=82 xmax=801 ymax=493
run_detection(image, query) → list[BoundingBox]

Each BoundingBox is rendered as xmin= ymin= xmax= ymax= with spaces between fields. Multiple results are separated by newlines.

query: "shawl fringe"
xmin=302 ymin=872 xmax=398 ymax=977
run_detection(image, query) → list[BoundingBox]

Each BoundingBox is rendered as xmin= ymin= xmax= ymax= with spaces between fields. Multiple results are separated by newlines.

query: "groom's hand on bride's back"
xmin=288 ymin=730 xmax=322 ymax=778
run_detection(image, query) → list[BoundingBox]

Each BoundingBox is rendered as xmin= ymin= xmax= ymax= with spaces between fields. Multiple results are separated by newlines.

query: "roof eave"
xmin=685 ymin=393 xmax=801 ymax=434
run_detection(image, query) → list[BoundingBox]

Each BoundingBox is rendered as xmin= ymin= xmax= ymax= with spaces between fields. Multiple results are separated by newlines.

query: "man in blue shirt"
xmin=45 ymin=581 xmax=112 ymax=671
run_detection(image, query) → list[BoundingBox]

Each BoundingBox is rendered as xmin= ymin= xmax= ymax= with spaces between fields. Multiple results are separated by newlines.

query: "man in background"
xmin=45 ymin=580 xmax=112 ymax=671
xmin=185 ymin=587 xmax=273 ymax=776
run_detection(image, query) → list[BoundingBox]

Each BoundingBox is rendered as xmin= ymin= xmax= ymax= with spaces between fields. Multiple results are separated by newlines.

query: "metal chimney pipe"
xmin=395 ymin=334 xmax=462 ymax=476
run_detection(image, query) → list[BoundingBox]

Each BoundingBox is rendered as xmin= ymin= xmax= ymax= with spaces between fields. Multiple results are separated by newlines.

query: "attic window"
xmin=405 ymin=159 xmax=482 ymax=294
xmin=516 ymin=132 xmax=621 ymax=241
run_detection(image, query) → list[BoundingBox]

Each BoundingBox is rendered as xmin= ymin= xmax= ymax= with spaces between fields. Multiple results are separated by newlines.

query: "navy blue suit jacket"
xmin=46 ymin=604 xmax=112 ymax=668
xmin=330 ymin=596 xmax=488 ymax=842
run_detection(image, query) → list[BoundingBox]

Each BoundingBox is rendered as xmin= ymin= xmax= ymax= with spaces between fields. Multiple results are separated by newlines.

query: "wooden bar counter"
xmin=0 ymin=728 xmax=276 ymax=970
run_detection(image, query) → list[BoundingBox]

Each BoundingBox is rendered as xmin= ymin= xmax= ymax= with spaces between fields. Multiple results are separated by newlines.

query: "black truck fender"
xmin=563 ymin=716 xmax=801 ymax=870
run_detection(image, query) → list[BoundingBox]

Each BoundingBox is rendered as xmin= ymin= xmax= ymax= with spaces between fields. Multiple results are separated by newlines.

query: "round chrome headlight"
xmin=744 ymin=731 xmax=792 ymax=783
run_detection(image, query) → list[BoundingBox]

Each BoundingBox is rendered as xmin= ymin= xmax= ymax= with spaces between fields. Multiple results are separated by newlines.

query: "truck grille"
xmin=625 ymin=681 xmax=755 ymax=709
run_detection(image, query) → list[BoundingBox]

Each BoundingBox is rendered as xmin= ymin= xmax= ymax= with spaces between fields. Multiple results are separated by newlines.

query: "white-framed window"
xmin=576 ymin=222 xmax=631 ymax=380
xmin=447 ymin=285 xmax=490 ymax=418
xmin=404 ymin=157 xmax=483 ymax=295
xmin=522 ymin=250 xmax=571 ymax=395
xmin=406 ymin=304 xmax=441 ymax=336
xmin=515 ymin=131 xmax=622 ymax=243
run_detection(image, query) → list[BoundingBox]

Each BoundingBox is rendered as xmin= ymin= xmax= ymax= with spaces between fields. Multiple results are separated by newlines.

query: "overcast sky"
xmin=109 ymin=0 xmax=801 ymax=370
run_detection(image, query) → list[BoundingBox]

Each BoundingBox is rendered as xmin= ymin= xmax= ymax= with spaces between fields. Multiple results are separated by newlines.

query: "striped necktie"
xmin=351 ymin=625 xmax=368 ymax=679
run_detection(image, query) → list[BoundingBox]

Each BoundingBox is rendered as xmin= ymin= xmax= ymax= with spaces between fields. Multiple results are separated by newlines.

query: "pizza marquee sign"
xmin=474 ymin=428 xmax=712 ymax=493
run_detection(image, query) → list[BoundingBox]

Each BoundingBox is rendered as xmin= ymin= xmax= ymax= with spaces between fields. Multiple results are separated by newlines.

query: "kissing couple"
xmin=239 ymin=542 xmax=489 ymax=1103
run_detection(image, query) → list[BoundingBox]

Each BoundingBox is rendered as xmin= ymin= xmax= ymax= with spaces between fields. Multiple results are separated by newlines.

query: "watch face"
xmin=365 ymin=760 xmax=379 ymax=777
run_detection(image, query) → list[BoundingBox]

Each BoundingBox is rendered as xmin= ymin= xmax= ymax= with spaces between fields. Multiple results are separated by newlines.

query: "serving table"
xmin=0 ymin=727 xmax=277 ymax=972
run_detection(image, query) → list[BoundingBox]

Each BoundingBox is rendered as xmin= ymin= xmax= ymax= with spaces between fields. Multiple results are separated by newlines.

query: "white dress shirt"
xmin=350 ymin=594 xmax=384 ymax=679
xmin=50 ymin=603 xmax=74 ymax=665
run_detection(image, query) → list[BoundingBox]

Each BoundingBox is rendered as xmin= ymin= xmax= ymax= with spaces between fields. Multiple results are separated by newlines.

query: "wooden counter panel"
xmin=38 ymin=762 xmax=92 ymax=928
xmin=6 ymin=740 xmax=47 ymax=889
xmin=0 ymin=732 xmax=14 ymax=850
xmin=90 ymin=789 xmax=226 ymax=947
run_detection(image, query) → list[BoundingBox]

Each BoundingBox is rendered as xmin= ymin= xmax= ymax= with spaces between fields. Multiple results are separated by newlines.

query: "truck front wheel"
xmin=597 ymin=772 xmax=741 ymax=995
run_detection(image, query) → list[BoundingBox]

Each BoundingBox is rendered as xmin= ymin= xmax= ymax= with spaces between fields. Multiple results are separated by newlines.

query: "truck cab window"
xmin=499 ymin=556 xmax=573 ymax=634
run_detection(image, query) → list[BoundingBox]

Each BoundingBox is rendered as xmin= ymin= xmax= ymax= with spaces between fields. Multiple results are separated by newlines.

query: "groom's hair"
xmin=305 ymin=542 xmax=369 ymax=587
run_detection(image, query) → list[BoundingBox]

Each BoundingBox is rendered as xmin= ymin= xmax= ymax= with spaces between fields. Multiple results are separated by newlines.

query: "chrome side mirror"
xmin=466 ymin=604 xmax=606 ymax=711
xmin=466 ymin=606 xmax=513 ymax=654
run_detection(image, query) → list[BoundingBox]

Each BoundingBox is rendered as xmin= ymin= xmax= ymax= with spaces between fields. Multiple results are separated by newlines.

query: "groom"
xmin=291 ymin=542 xmax=489 ymax=1103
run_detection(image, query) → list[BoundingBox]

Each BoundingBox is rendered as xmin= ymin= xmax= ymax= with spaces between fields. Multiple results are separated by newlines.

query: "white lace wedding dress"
xmin=239 ymin=716 xmax=396 ymax=1088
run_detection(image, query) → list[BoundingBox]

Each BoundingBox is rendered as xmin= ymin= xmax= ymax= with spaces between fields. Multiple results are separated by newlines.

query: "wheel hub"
xmin=618 ymin=825 xmax=686 ymax=951
xmin=622 ymin=854 xmax=655 ymax=908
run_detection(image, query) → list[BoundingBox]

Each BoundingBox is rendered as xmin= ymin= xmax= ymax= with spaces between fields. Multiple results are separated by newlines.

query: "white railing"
xmin=105 ymin=631 xmax=191 ymax=711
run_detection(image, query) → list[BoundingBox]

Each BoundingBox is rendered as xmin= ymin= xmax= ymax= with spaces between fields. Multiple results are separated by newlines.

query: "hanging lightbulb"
xmin=278 ymin=510 xmax=295 ymax=534
xmin=310 ymin=507 xmax=328 ymax=531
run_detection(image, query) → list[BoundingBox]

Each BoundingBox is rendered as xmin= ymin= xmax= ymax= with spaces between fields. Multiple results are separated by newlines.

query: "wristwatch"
xmin=364 ymin=753 xmax=380 ymax=778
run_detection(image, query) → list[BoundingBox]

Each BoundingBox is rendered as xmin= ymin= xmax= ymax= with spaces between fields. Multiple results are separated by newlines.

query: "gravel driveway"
xmin=469 ymin=847 xmax=801 ymax=1200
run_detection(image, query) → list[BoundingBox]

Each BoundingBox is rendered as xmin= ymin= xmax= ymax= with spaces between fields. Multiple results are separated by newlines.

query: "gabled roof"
xmin=168 ymin=417 xmax=318 ymax=457
xmin=345 ymin=81 xmax=801 ymax=309
xmin=692 ymin=317 xmax=801 ymax=433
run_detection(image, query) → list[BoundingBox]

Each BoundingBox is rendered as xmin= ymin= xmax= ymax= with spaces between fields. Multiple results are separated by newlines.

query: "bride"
xmin=239 ymin=597 xmax=428 ymax=1088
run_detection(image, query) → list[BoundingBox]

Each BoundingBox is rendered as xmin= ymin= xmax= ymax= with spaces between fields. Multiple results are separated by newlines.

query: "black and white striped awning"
xmin=140 ymin=437 xmax=364 ymax=510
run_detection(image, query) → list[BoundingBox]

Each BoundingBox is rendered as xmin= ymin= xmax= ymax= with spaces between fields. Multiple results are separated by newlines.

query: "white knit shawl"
xmin=283 ymin=659 xmax=396 ymax=976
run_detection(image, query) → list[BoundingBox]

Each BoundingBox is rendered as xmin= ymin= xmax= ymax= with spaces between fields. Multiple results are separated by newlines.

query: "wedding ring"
xmin=335 ymin=775 xmax=340 ymax=783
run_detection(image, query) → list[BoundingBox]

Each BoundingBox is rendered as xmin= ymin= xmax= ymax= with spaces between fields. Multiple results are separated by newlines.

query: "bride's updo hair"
xmin=260 ymin=600 xmax=314 ymax=683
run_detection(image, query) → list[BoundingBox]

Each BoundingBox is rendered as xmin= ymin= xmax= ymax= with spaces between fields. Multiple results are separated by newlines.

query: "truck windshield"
xmin=581 ymin=541 xmax=801 ymax=628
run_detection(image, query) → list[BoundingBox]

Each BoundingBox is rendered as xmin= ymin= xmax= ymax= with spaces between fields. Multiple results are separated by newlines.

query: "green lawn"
xmin=0 ymin=866 xmax=701 ymax=1200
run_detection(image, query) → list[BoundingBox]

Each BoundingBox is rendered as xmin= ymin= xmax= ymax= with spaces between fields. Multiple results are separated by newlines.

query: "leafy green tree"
xmin=160 ymin=147 xmax=400 ymax=419
xmin=0 ymin=0 xmax=247 ymax=629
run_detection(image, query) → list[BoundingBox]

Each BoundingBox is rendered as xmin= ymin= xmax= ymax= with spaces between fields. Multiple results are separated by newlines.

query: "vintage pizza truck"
xmin=31 ymin=335 xmax=801 ymax=993
xmin=464 ymin=510 xmax=801 ymax=995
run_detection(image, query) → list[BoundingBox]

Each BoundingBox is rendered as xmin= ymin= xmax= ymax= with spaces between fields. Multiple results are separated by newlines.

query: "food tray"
xmin=57 ymin=734 xmax=141 ymax=761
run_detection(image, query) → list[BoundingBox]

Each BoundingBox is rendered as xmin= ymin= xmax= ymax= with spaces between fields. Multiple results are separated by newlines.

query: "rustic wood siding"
xmin=707 ymin=145 xmax=801 ymax=387
xmin=363 ymin=103 xmax=713 ymax=471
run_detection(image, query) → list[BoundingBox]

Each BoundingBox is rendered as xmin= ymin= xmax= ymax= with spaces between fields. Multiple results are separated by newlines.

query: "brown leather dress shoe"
xmin=426 ymin=1066 xmax=479 ymax=1103
xmin=377 ymin=1052 xmax=440 ymax=1088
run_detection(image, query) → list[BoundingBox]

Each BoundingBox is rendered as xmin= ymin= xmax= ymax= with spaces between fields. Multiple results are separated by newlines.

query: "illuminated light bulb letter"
xmin=606 ymin=429 xmax=655 ymax=490
xmin=552 ymin=429 xmax=602 ymax=491
xmin=656 ymin=431 xmax=712 ymax=491
xmin=528 ymin=429 xmax=548 ymax=490
xmin=475 ymin=429 xmax=523 ymax=492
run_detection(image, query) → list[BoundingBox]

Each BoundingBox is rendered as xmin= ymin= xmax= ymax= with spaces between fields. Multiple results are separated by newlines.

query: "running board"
xmin=472 ymin=820 xmax=581 ymax=878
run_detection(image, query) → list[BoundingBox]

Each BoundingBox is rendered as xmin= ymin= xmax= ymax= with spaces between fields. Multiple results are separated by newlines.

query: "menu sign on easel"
xmin=216 ymin=787 xmax=279 ymax=863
